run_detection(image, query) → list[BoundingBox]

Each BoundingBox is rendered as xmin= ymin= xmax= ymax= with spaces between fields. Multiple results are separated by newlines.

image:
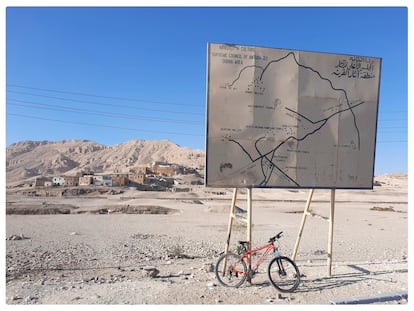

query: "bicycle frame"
xmin=233 ymin=241 xmax=275 ymax=275
xmin=216 ymin=231 xmax=300 ymax=292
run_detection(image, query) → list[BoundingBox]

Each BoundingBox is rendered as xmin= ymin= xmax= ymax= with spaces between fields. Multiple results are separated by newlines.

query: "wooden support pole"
xmin=246 ymin=187 xmax=253 ymax=284
xmin=224 ymin=188 xmax=238 ymax=255
xmin=327 ymin=189 xmax=336 ymax=276
xmin=222 ymin=188 xmax=238 ymax=277
xmin=292 ymin=188 xmax=314 ymax=260
xmin=247 ymin=187 xmax=252 ymax=246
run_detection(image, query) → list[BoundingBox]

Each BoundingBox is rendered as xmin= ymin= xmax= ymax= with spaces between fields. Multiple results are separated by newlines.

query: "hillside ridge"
xmin=6 ymin=139 xmax=205 ymax=185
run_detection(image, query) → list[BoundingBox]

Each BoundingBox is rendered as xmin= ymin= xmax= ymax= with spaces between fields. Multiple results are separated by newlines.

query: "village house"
xmin=111 ymin=174 xmax=129 ymax=186
xmin=52 ymin=176 xmax=65 ymax=186
xmin=150 ymin=162 xmax=181 ymax=176
xmin=34 ymin=176 xmax=53 ymax=187
xmin=64 ymin=176 xmax=79 ymax=187
xmin=129 ymin=165 xmax=149 ymax=175
xmin=44 ymin=180 xmax=53 ymax=187
xmin=102 ymin=175 xmax=112 ymax=186
xmin=93 ymin=175 xmax=104 ymax=186
xmin=93 ymin=175 xmax=112 ymax=187
xmin=128 ymin=173 xmax=146 ymax=185
xmin=32 ymin=161 xmax=196 ymax=191
xmin=79 ymin=175 xmax=93 ymax=186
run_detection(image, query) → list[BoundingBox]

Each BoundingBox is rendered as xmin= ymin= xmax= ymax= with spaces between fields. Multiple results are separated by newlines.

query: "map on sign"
xmin=206 ymin=43 xmax=381 ymax=189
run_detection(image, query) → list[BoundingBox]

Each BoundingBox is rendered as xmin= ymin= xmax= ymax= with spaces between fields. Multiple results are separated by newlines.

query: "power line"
xmin=7 ymin=98 xmax=403 ymax=129
xmin=7 ymin=85 xmax=408 ymax=122
xmin=7 ymin=84 xmax=202 ymax=108
xmin=7 ymin=99 xmax=203 ymax=125
xmin=8 ymin=113 xmax=406 ymax=143
xmin=7 ymin=84 xmax=408 ymax=145
xmin=8 ymin=84 xmax=408 ymax=116
xmin=7 ymin=90 xmax=204 ymax=116
xmin=7 ymin=113 xmax=204 ymax=137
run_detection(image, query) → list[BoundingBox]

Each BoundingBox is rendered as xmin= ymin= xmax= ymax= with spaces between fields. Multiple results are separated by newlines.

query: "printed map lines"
xmin=230 ymin=51 xmax=362 ymax=150
xmin=226 ymin=135 xmax=300 ymax=187
xmin=227 ymin=100 xmax=366 ymax=187
xmin=255 ymin=136 xmax=298 ymax=187
xmin=207 ymin=43 xmax=381 ymax=188
xmin=228 ymin=65 xmax=264 ymax=87
xmin=228 ymin=138 xmax=254 ymax=162
xmin=219 ymin=51 xmax=368 ymax=186
xmin=285 ymin=100 xmax=365 ymax=127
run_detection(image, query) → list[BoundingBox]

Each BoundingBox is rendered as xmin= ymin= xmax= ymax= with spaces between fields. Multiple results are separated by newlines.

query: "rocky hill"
xmin=6 ymin=139 xmax=205 ymax=185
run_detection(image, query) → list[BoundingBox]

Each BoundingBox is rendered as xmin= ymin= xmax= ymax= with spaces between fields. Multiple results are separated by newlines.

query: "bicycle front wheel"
xmin=268 ymin=256 xmax=300 ymax=292
xmin=215 ymin=253 xmax=247 ymax=288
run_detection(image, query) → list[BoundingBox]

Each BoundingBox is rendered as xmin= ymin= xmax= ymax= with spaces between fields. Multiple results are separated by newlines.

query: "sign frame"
xmin=205 ymin=42 xmax=381 ymax=190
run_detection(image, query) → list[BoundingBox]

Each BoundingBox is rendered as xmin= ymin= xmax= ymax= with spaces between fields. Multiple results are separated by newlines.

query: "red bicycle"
xmin=215 ymin=231 xmax=300 ymax=292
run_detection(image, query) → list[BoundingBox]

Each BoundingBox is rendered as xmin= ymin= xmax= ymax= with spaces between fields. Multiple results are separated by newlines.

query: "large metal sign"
xmin=206 ymin=43 xmax=381 ymax=189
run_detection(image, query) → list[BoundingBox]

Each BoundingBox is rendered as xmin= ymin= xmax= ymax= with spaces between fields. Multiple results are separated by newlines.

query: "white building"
xmin=52 ymin=176 xmax=65 ymax=186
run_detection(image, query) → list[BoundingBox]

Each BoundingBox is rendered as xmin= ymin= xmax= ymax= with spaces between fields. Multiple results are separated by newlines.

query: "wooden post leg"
xmin=222 ymin=188 xmax=238 ymax=277
xmin=292 ymin=189 xmax=314 ymax=260
xmin=246 ymin=187 xmax=253 ymax=284
xmin=224 ymin=188 xmax=238 ymax=254
xmin=327 ymin=189 xmax=335 ymax=276
xmin=247 ymin=187 xmax=252 ymax=247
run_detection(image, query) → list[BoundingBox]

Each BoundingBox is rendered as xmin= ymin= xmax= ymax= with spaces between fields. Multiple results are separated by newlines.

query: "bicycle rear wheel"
xmin=268 ymin=256 xmax=300 ymax=292
xmin=215 ymin=253 xmax=247 ymax=288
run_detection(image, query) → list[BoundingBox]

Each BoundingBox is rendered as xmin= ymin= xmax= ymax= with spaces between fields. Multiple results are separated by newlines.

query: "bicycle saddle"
xmin=238 ymin=241 xmax=249 ymax=245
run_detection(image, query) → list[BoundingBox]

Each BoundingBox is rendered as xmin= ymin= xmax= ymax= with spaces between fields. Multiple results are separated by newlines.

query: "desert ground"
xmin=5 ymin=174 xmax=408 ymax=305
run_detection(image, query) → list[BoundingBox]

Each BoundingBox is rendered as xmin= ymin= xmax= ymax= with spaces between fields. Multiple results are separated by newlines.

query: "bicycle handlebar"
xmin=268 ymin=231 xmax=283 ymax=242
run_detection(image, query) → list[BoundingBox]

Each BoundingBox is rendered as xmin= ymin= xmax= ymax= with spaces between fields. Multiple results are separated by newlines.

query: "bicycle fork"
xmin=274 ymin=249 xmax=286 ymax=277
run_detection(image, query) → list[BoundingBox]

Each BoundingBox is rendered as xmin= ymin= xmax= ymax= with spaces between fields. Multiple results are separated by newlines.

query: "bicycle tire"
xmin=267 ymin=256 xmax=300 ymax=293
xmin=215 ymin=253 xmax=247 ymax=288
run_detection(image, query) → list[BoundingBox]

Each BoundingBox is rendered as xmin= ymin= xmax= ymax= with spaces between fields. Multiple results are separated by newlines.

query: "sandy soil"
xmin=5 ymin=177 xmax=409 ymax=305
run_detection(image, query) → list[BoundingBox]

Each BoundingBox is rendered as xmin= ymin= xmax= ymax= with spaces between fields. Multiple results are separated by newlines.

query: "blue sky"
xmin=4 ymin=6 xmax=408 ymax=174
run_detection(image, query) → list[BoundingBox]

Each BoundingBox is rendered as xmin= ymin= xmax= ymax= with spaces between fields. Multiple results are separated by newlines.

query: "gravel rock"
xmin=141 ymin=266 xmax=159 ymax=278
xmin=7 ymin=234 xmax=30 ymax=240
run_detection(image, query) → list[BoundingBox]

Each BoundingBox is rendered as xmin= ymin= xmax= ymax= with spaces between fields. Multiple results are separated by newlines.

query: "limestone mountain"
xmin=6 ymin=139 xmax=205 ymax=185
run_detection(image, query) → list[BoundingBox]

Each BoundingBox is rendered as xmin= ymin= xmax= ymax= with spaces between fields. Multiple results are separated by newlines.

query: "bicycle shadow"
xmin=249 ymin=263 xmax=408 ymax=293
